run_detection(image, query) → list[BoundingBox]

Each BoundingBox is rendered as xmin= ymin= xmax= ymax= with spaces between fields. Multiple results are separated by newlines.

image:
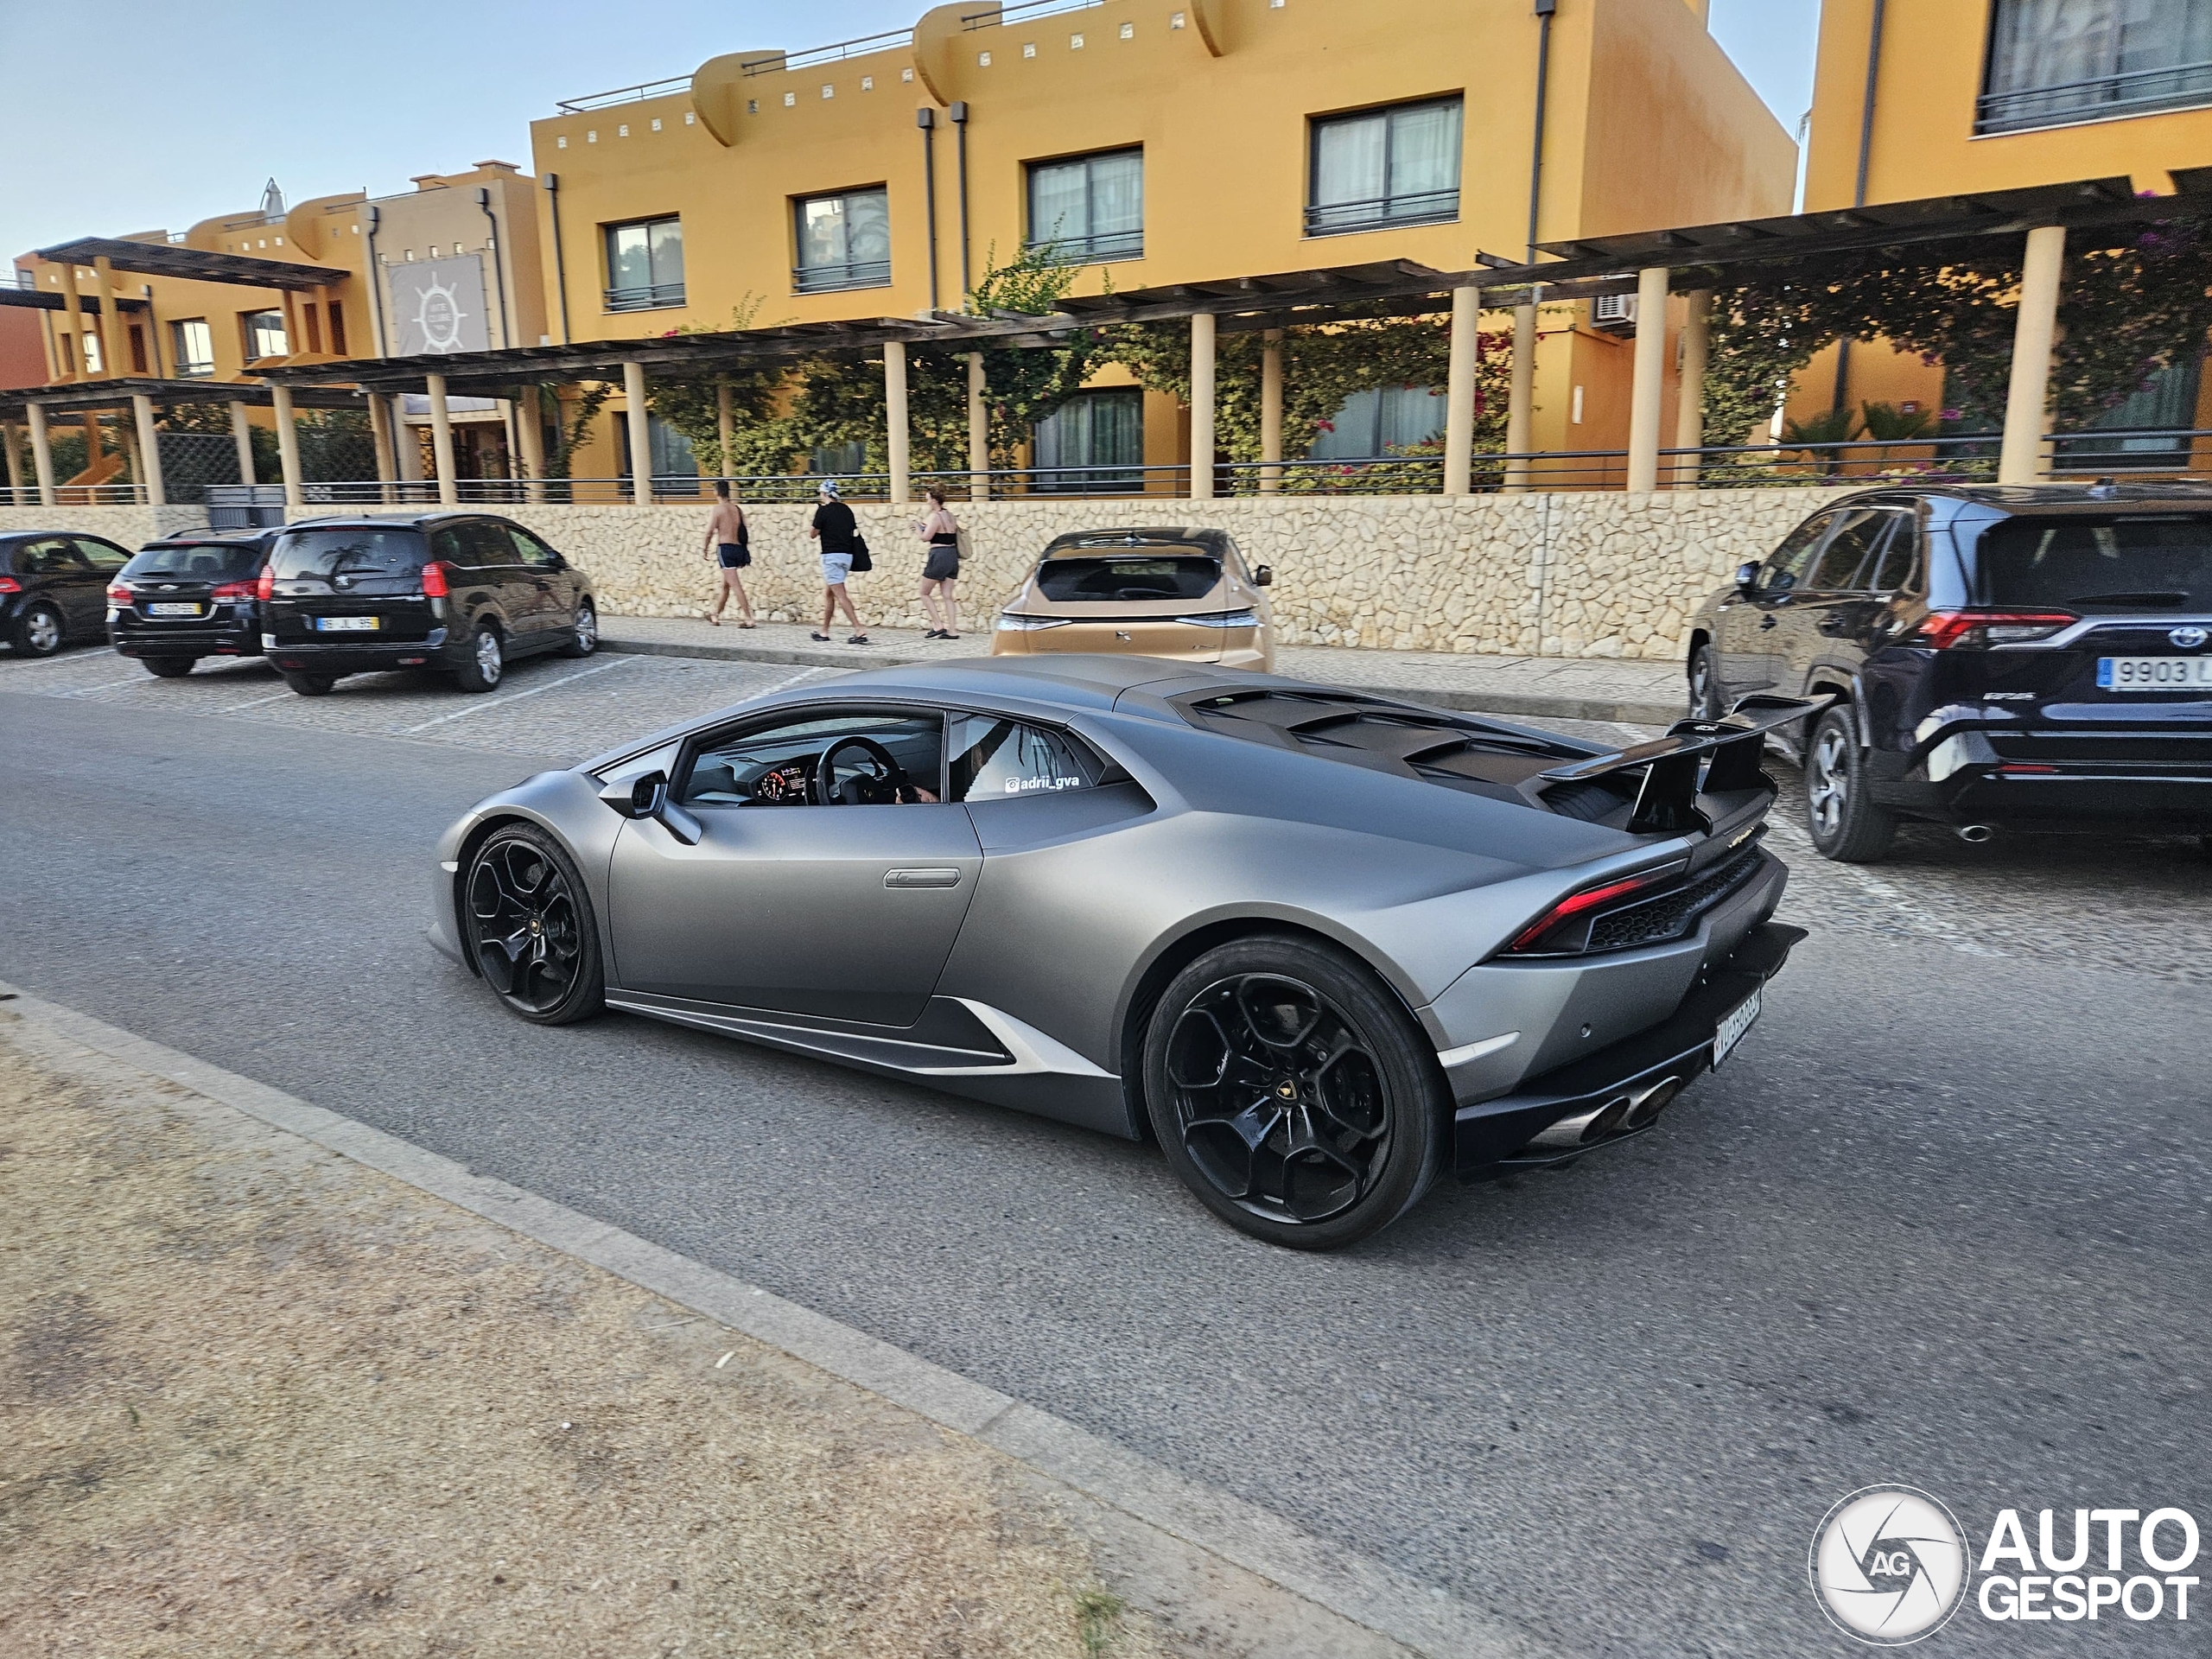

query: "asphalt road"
xmin=4 ymin=647 xmax=2207 ymax=1656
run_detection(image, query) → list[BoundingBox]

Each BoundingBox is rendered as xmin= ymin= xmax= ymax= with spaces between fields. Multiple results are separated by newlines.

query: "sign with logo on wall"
xmin=388 ymin=255 xmax=491 ymax=355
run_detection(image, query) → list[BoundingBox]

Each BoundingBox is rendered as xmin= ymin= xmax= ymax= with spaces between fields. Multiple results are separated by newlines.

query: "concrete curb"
xmin=598 ymin=633 xmax=1682 ymax=727
xmin=0 ymin=981 xmax=1561 ymax=1659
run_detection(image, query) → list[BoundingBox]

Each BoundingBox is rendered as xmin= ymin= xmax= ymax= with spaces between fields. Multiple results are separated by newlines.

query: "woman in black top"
xmin=914 ymin=486 xmax=962 ymax=639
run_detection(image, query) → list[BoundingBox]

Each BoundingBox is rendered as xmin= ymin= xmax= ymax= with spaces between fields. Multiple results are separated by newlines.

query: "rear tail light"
xmin=1909 ymin=609 xmax=2077 ymax=650
xmin=420 ymin=561 xmax=449 ymax=599
xmin=0 ymin=576 xmax=18 ymax=594
xmin=1503 ymin=859 xmax=1689 ymax=957
xmin=256 ymin=565 xmax=276 ymax=601
xmin=107 ymin=582 xmax=133 ymax=606
xmin=212 ymin=579 xmax=256 ymax=601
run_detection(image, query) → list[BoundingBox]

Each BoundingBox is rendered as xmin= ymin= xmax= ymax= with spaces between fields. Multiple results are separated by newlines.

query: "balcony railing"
xmin=556 ymin=75 xmax=692 ymax=114
xmin=1024 ymin=229 xmax=1144 ymax=264
xmin=1302 ymin=188 xmax=1460 ymax=238
xmin=604 ymin=281 xmax=686 ymax=313
xmin=1976 ymin=57 xmax=2212 ymax=134
xmin=747 ymin=28 xmax=915 ymax=73
xmin=792 ymin=260 xmax=892 ymax=295
xmin=963 ymin=0 xmax=1102 ymax=29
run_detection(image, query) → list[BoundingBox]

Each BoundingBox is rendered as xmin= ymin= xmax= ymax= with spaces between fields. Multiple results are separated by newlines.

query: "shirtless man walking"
xmin=702 ymin=480 xmax=755 ymax=627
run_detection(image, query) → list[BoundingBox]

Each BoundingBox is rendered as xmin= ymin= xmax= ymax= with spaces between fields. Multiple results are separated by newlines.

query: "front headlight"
xmin=1173 ymin=610 xmax=1259 ymax=629
xmin=996 ymin=613 xmax=1070 ymax=632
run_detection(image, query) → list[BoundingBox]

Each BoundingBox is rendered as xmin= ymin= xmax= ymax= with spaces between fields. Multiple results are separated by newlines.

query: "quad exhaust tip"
xmin=1956 ymin=823 xmax=1998 ymax=844
xmin=1527 ymin=1075 xmax=1685 ymax=1151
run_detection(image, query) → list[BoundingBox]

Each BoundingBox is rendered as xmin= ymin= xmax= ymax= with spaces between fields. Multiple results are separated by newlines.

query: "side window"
xmin=16 ymin=537 xmax=68 ymax=575
xmin=1867 ymin=518 xmax=1922 ymax=593
xmin=73 ymin=538 xmax=129 ymax=573
xmin=1759 ymin=514 xmax=1835 ymax=594
xmin=43 ymin=541 xmax=92 ymax=573
xmin=1806 ymin=510 xmax=1897 ymax=592
xmin=463 ymin=521 xmax=520 ymax=569
xmin=505 ymin=525 xmax=559 ymax=569
xmin=948 ymin=715 xmax=1096 ymax=803
xmin=430 ymin=525 xmax=478 ymax=569
xmin=681 ymin=710 xmax=945 ymax=808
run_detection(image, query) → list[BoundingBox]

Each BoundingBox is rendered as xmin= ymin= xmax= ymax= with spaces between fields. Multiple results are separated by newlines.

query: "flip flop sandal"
xmin=849 ymin=633 xmax=872 ymax=645
xmin=810 ymin=632 xmax=832 ymax=641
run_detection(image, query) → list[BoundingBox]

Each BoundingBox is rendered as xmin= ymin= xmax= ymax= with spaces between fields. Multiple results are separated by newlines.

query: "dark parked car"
xmin=260 ymin=512 xmax=598 ymax=696
xmin=0 ymin=531 xmax=132 ymax=657
xmin=107 ymin=528 xmax=284 ymax=677
xmin=1687 ymin=483 xmax=2212 ymax=860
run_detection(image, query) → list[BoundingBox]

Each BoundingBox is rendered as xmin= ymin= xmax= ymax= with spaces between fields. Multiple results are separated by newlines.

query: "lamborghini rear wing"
xmin=1539 ymin=694 xmax=1835 ymax=836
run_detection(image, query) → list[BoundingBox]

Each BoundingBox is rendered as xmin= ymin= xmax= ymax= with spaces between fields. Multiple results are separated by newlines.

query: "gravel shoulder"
xmin=0 ymin=1010 xmax=1407 ymax=1659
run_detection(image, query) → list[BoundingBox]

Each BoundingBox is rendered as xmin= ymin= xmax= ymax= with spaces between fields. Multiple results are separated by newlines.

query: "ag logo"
xmin=1810 ymin=1485 xmax=1969 ymax=1645
xmin=2170 ymin=625 xmax=2209 ymax=650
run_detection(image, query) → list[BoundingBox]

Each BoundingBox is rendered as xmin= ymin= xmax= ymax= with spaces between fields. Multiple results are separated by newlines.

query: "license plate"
xmin=146 ymin=602 xmax=203 ymax=617
xmin=1712 ymin=987 xmax=1762 ymax=1068
xmin=2098 ymin=655 xmax=2212 ymax=690
xmin=315 ymin=616 xmax=380 ymax=632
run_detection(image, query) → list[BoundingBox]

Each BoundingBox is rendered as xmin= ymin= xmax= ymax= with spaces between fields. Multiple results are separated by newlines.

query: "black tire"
xmin=454 ymin=623 xmax=505 ymax=692
xmin=1688 ymin=643 xmax=1724 ymax=719
xmin=283 ymin=672 xmax=336 ymax=696
xmin=462 ymin=824 xmax=605 ymax=1026
xmin=1803 ymin=706 xmax=1897 ymax=862
xmin=14 ymin=602 xmax=65 ymax=658
xmin=141 ymin=656 xmax=197 ymax=678
xmin=1141 ymin=934 xmax=1448 ymax=1251
xmin=559 ymin=597 xmax=598 ymax=658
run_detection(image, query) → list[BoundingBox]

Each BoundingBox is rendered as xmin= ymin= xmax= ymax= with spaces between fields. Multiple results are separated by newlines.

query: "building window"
xmin=1033 ymin=389 xmax=1144 ymax=493
xmin=603 ymin=216 xmax=685 ymax=311
xmin=1026 ymin=149 xmax=1143 ymax=264
xmin=302 ymin=303 xmax=323 ymax=354
xmin=617 ymin=413 xmax=698 ymax=482
xmin=1980 ymin=0 xmax=2212 ymax=132
xmin=128 ymin=324 xmax=149 ymax=374
xmin=809 ymin=440 xmax=868 ymax=476
xmin=793 ymin=188 xmax=891 ymax=293
xmin=1307 ymin=385 xmax=1448 ymax=460
xmin=1305 ymin=96 xmax=1463 ymax=236
xmin=327 ymin=301 xmax=347 ymax=357
xmin=2053 ymin=353 xmax=2206 ymax=469
xmin=171 ymin=318 xmax=214 ymax=378
xmin=241 ymin=309 xmax=289 ymax=360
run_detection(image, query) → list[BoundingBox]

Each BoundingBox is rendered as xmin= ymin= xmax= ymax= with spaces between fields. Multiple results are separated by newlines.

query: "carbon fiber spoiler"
xmin=1539 ymin=693 xmax=1836 ymax=836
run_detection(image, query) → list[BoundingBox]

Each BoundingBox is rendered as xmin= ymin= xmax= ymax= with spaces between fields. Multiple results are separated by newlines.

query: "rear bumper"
xmin=110 ymin=621 xmax=260 ymax=658
xmin=1872 ymin=719 xmax=2212 ymax=828
xmin=268 ymin=626 xmax=451 ymax=677
xmin=1452 ymin=921 xmax=1804 ymax=1181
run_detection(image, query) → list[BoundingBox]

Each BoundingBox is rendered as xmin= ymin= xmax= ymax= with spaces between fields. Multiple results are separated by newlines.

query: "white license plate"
xmin=315 ymin=616 xmax=380 ymax=632
xmin=2098 ymin=655 xmax=2212 ymax=690
xmin=1712 ymin=987 xmax=1762 ymax=1068
xmin=146 ymin=602 xmax=203 ymax=617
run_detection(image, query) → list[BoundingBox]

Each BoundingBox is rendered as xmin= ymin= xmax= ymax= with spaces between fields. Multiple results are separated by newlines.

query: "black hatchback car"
xmin=107 ymin=528 xmax=284 ymax=677
xmin=1688 ymin=484 xmax=2212 ymax=860
xmin=260 ymin=512 xmax=599 ymax=696
xmin=1 ymin=531 xmax=132 ymax=657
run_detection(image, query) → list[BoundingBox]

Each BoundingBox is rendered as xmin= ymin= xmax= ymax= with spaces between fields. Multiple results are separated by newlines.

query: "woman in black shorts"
xmin=914 ymin=486 xmax=962 ymax=639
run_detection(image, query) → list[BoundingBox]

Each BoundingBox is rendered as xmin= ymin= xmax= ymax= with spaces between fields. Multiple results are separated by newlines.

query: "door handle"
xmin=1758 ymin=616 xmax=1777 ymax=631
xmin=884 ymin=868 xmax=961 ymax=889
xmin=1817 ymin=615 xmax=1847 ymax=635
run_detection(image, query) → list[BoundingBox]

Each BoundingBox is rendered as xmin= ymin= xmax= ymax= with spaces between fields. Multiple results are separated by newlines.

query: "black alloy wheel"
xmin=141 ymin=657 xmax=197 ymax=678
xmin=284 ymin=672 xmax=335 ymax=696
xmin=1803 ymin=705 xmax=1897 ymax=862
xmin=464 ymin=826 xmax=604 ymax=1025
xmin=561 ymin=598 xmax=598 ymax=658
xmin=455 ymin=624 xmax=505 ymax=692
xmin=1143 ymin=935 xmax=1446 ymax=1250
xmin=1688 ymin=644 xmax=1724 ymax=719
xmin=15 ymin=602 xmax=64 ymax=657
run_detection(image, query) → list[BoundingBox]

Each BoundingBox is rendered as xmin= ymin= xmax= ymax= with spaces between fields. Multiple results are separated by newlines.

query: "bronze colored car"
xmin=991 ymin=528 xmax=1274 ymax=670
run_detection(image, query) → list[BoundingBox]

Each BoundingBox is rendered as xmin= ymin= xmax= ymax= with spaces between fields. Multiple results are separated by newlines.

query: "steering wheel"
xmin=812 ymin=734 xmax=908 ymax=805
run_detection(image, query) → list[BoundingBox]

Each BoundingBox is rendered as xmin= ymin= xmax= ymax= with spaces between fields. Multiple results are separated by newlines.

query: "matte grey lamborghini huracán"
xmin=430 ymin=656 xmax=1822 ymax=1249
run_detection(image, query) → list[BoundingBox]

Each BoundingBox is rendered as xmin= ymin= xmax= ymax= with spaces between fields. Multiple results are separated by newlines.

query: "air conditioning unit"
xmin=1592 ymin=292 xmax=1639 ymax=330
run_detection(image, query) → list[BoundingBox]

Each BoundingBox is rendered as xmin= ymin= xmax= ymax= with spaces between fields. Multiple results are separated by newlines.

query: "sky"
xmin=0 ymin=0 xmax=1821 ymax=258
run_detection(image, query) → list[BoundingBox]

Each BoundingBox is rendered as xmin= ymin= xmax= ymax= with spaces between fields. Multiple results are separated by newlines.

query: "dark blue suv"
xmin=1687 ymin=484 xmax=2212 ymax=861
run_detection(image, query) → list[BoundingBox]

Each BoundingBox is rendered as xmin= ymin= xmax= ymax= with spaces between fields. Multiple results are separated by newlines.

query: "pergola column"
xmin=1675 ymin=289 xmax=1713 ymax=488
xmin=367 ymin=391 xmax=397 ymax=500
xmin=1504 ymin=302 xmax=1537 ymax=493
xmin=93 ymin=256 xmax=126 ymax=380
xmin=1624 ymin=265 xmax=1672 ymax=493
xmin=1189 ymin=311 xmax=1217 ymax=500
xmin=621 ymin=361 xmax=651 ymax=506
xmin=229 ymin=398 xmax=257 ymax=486
xmin=27 ymin=403 xmax=56 ymax=505
xmin=967 ymin=352 xmax=988 ymax=500
xmin=1999 ymin=224 xmax=2067 ymax=486
xmin=517 ymin=385 xmax=546 ymax=503
xmin=429 ymin=372 xmax=461 ymax=506
xmin=130 ymin=393 xmax=165 ymax=507
xmin=884 ymin=341 xmax=910 ymax=503
xmin=714 ymin=379 xmax=734 ymax=484
xmin=1260 ymin=329 xmax=1284 ymax=493
xmin=1444 ymin=285 xmax=1482 ymax=496
xmin=2 ymin=420 xmax=23 ymax=499
xmin=271 ymin=384 xmax=303 ymax=511
xmin=394 ymin=397 xmax=424 ymax=483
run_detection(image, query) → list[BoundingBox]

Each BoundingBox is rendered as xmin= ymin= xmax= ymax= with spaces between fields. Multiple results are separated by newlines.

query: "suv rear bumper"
xmin=267 ymin=626 xmax=451 ymax=677
xmin=1452 ymin=921 xmax=1803 ymax=1181
xmin=1872 ymin=716 xmax=2212 ymax=828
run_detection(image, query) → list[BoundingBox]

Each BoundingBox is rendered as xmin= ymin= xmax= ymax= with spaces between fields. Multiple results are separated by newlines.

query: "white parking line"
xmin=215 ymin=688 xmax=301 ymax=713
xmin=61 ymin=674 xmax=159 ymax=696
xmin=400 ymin=655 xmax=635 ymax=734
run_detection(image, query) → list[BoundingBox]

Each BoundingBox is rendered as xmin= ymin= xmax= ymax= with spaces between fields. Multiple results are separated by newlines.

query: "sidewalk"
xmin=600 ymin=614 xmax=1688 ymax=726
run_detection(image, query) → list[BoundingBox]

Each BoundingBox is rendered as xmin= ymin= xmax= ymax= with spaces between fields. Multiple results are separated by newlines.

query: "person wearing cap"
xmin=807 ymin=480 xmax=868 ymax=645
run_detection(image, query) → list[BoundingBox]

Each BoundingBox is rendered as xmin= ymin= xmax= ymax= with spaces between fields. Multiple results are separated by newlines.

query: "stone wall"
xmin=6 ymin=491 xmax=1838 ymax=660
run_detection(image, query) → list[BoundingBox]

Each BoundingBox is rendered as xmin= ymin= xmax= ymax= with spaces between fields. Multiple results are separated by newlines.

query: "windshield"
xmin=122 ymin=543 xmax=266 ymax=583
xmin=1978 ymin=516 xmax=2212 ymax=612
xmin=270 ymin=528 xmax=426 ymax=582
xmin=1035 ymin=555 xmax=1221 ymax=603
